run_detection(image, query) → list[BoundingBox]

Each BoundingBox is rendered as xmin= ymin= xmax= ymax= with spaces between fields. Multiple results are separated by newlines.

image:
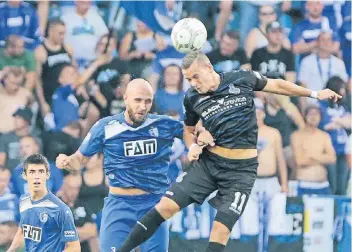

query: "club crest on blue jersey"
xmin=40 ymin=212 xmax=48 ymax=223
xmin=149 ymin=127 xmax=159 ymax=137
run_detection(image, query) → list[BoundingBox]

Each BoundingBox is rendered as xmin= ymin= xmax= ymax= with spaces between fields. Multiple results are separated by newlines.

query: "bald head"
xmin=124 ymin=79 xmax=154 ymax=124
xmin=125 ymin=78 xmax=154 ymax=97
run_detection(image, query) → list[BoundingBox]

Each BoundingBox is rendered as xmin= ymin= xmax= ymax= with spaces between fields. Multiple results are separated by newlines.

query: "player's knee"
xmin=155 ymin=197 xmax=180 ymax=219
xmin=214 ymin=210 xmax=240 ymax=232
xmin=210 ymin=221 xmax=231 ymax=244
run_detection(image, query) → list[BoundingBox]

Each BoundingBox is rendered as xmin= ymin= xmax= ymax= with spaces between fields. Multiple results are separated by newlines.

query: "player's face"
xmin=183 ymin=62 xmax=214 ymax=94
xmin=24 ymin=164 xmax=49 ymax=193
xmin=305 ymin=108 xmax=321 ymax=127
xmin=125 ymin=89 xmax=153 ymax=124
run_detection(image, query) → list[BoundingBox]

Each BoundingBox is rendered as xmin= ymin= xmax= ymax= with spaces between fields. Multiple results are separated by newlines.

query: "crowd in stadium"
xmin=0 ymin=0 xmax=351 ymax=251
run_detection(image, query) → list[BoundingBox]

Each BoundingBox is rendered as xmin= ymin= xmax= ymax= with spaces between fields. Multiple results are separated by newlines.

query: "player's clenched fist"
xmin=187 ymin=144 xmax=205 ymax=161
xmin=197 ymin=130 xmax=215 ymax=147
xmin=56 ymin=154 xmax=70 ymax=170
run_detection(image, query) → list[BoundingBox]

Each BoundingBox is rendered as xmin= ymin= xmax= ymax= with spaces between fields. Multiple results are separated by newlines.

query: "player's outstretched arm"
xmin=6 ymin=228 xmax=23 ymax=252
xmin=262 ymin=78 xmax=342 ymax=102
xmin=56 ymin=151 xmax=90 ymax=172
xmin=63 ymin=240 xmax=81 ymax=252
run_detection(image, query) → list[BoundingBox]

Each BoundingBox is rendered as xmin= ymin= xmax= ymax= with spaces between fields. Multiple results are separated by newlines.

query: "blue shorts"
xmin=99 ymin=193 xmax=169 ymax=252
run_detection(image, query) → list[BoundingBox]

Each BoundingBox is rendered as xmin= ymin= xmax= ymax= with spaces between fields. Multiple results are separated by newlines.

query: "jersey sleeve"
xmin=171 ymin=119 xmax=184 ymax=139
xmin=247 ymin=70 xmax=268 ymax=91
xmin=79 ymin=120 xmax=105 ymax=157
xmin=183 ymin=95 xmax=200 ymax=126
xmin=60 ymin=207 xmax=79 ymax=242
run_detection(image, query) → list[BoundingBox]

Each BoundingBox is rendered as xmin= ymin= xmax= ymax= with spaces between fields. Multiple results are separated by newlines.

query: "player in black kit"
xmin=118 ymin=51 xmax=341 ymax=252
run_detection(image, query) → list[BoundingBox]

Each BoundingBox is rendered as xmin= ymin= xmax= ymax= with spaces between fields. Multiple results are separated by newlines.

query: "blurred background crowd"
xmin=0 ymin=0 xmax=350 ymax=251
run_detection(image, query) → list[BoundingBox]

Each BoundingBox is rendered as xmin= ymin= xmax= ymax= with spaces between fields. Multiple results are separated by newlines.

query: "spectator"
xmin=291 ymin=106 xmax=336 ymax=196
xmin=298 ymin=31 xmax=348 ymax=105
xmin=264 ymin=94 xmax=305 ymax=170
xmin=207 ymin=31 xmax=250 ymax=73
xmin=60 ymin=174 xmax=98 ymax=252
xmin=119 ymin=20 xmax=164 ymax=78
xmin=89 ymin=34 xmax=131 ymax=118
xmin=251 ymin=21 xmax=295 ymax=82
xmin=153 ymin=64 xmax=185 ymax=119
xmin=0 ymin=35 xmax=37 ymax=90
xmin=0 ymin=107 xmax=32 ymax=171
xmin=148 ymin=45 xmax=184 ymax=91
xmin=42 ymin=121 xmax=82 ymax=163
xmin=252 ymin=98 xmax=288 ymax=198
xmin=319 ymin=76 xmax=351 ymax=195
xmin=35 ymin=19 xmax=75 ymax=115
xmin=0 ymin=221 xmax=19 ymax=251
xmin=0 ymin=166 xmax=19 ymax=224
xmin=0 ymin=0 xmax=42 ymax=50
xmin=78 ymin=153 xmax=108 ymax=216
xmin=0 ymin=68 xmax=32 ymax=135
xmin=246 ymin=5 xmax=291 ymax=58
xmin=339 ymin=17 xmax=351 ymax=79
xmin=290 ymin=0 xmax=339 ymax=59
xmin=61 ymin=0 xmax=108 ymax=70
xmin=346 ymin=134 xmax=351 ymax=196
xmin=10 ymin=135 xmax=63 ymax=197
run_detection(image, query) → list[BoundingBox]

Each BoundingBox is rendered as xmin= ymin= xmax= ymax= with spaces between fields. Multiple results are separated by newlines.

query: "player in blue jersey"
xmin=56 ymin=79 xmax=192 ymax=252
xmin=6 ymin=154 xmax=80 ymax=252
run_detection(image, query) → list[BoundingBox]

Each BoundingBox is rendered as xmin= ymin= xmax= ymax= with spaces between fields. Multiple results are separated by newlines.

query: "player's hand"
xmin=197 ymin=131 xmax=215 ymax=147
xmin=187 ymin=144 xmax=205 ymax=161
xmin=56 ymin=154 xmax=71 ymax=170
xmin=281 ymin=184 xmax=289 ymax=194
xmin=317 ymin=89 xmax=342 ymax=102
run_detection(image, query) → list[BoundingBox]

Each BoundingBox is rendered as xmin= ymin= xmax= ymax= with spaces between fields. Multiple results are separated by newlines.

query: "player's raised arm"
xmin=6 ymin=228 xmax=24 ymax=252
xmin=63 ymin=240 xmax=81 ymax=252
xmin=262 ymin=78 xmax=342 ymax=102
xmin=56 ymin=151 xmax=90 ymax=172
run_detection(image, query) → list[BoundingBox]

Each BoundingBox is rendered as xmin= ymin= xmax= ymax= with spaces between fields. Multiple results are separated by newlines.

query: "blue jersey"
xmin=0 ymin=188 xmax=19 ymax=223
xmin=152 ymin=46 xmax=184 ymax=74
xmin=11 ymin=161 xmax=64 ymax=197
xmin=339 ymin=19 xmax=351 ymax=77
xmin=0 ymin=2 xmax=42 ymax=50
xmin=119 ymin=1 xmax=182 ymax=34
xmin=79 ymin=113 xmax=183 ymax=194
xmin=19 ymin=192 xmax=78 ymax=252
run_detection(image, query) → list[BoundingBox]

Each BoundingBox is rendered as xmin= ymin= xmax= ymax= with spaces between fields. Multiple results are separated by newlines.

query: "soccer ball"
xmin=171 ymin=18 xmax=207 ymax=54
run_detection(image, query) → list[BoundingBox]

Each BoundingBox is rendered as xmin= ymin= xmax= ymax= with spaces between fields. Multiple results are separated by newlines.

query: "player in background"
xmin=56 ymin=79 xmax=204 ymax=252
xmin=6 ymin=154 xmax=80 ymax=252
xmin=118 ymin=51 xmax=342 ymax=252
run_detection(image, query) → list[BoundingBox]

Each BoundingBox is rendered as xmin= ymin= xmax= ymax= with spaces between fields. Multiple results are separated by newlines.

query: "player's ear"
xmin=46 ymin=171 xmax=51 ymax=179
xmin=22 ymin=172 xmax=27 ymax=181
xmin=206 ymin=62 xmax=213 ymax=73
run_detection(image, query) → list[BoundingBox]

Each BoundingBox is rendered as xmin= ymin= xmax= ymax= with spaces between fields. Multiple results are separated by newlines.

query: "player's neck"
xmin=210 ymin=72 xmax=221 ymax=92
xmin=30 ymin=189 xmax=49 ymax=202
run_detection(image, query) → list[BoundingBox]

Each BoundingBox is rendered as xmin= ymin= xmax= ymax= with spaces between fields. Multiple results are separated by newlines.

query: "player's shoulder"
xmin=46 ymin=192 xmax=70 ymax=211
xmin=223 ymin=69 xmax=258 ymax=84
xmin=94 ymin=113 xmax=124 ymax=128
xmin=148 ymin=114 xmax=182 ymax=127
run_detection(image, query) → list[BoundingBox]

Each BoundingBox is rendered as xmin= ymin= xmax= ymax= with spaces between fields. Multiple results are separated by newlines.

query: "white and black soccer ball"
xmin=171 ymin=18 xmax=207 ymax=54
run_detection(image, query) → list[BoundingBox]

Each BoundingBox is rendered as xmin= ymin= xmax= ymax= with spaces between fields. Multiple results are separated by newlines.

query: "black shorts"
xmin=167 ymin=150 xmax=258 ymax=214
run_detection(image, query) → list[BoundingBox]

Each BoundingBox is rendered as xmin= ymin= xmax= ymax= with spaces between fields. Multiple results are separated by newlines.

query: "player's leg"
xmin=206 ymin=156 xmax=258 ymax=252
xmin=99 ymin=194 xmax=137 ymax=252
xmin=139 ymin=220 xmax=169 ymax=252
xmin=118 ymin=158 xmax=218 ymax=252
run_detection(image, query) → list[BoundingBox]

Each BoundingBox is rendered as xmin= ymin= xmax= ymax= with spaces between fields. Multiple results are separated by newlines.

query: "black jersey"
xmin=184 ymin=70 xmax=268 ymax=149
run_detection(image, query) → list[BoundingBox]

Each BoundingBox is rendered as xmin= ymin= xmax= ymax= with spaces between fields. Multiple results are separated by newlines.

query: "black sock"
xmin=205 ymin=242 xmax=226 ymax=252
xmin=118 ymin=208 xmax=165 ymax=252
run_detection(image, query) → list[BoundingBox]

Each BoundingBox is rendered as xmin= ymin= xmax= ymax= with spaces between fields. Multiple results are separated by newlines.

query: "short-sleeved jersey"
xmin=79 ymin=112 xmax=183 ymax=194
xmin=184 ymin=70 xmax=267 ymax=149
xmin=19 ymin=192 xmax=78 ymax=252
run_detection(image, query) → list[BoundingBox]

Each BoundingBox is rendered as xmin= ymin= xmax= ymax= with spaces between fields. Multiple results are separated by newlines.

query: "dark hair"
xmin=48 ymin=19 xmax=65 ymax=29
xmin=163 ymin=64 xmax=183 ymax=91
xmin=326 ymin=76 xmax=346 ymax=107
xmin=222 ymin=30 xmax=240 ymax=41
xmin=23 ymin=154 xmax=50 ymax=174
xmin=304 ymin=105 xmax=322 ymax=120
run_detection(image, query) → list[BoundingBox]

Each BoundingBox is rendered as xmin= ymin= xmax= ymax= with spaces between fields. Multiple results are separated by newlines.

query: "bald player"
xmin=56 ymin=79 xmax=184 ymax=252
xmin=252 ymin=98 xmax=288 ymax=198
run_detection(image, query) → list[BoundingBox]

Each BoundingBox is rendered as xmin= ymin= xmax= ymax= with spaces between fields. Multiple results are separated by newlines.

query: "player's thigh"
xmin=99 ymin=195 xmax=137 ymax=252
xmin=166 ymin=157 xmax=218 ymax=208
xmin=139 ymin=221 xmax=169 ymax=252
